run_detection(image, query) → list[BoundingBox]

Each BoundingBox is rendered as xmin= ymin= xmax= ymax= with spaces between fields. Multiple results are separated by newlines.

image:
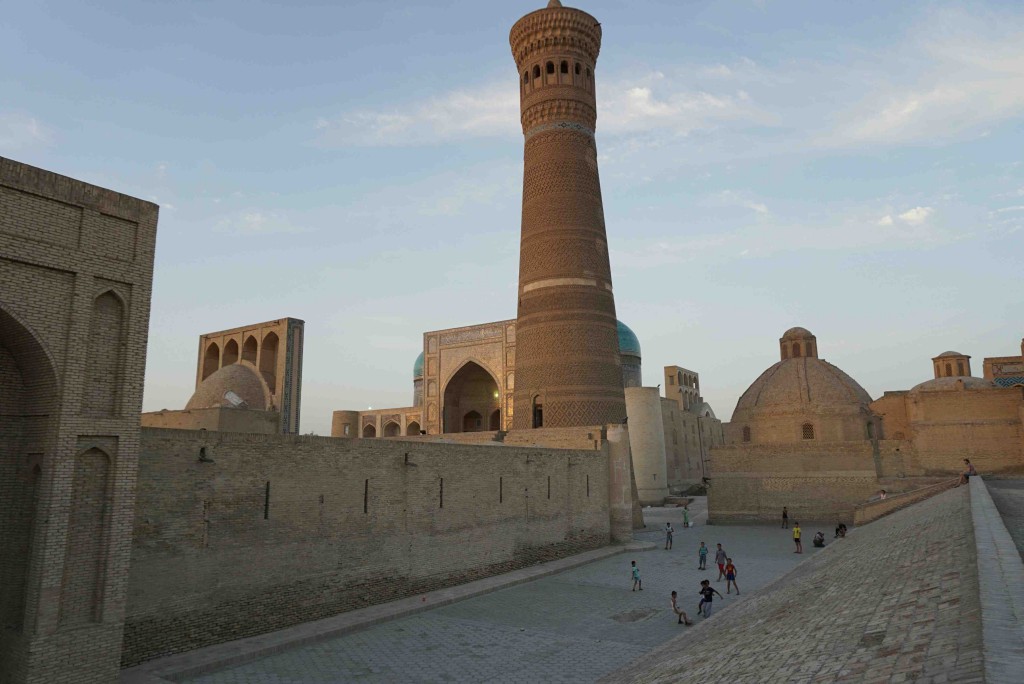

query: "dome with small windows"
xmin=186 ymin=362 xmax=273 ymax=411
xmin=910 ymin=376 xmax=995 ymax=393
xmin=729 ymin=329 xmax=877 ymax=444
xmin=413 ymin=352 xmax=424 ymax=379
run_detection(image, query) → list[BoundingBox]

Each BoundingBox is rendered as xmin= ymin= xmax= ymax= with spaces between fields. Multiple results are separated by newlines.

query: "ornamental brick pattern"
xmin=0 ymin=156 xmax=157 ymax=684
xmin=510 ymin=2 xmax=625 ymax=430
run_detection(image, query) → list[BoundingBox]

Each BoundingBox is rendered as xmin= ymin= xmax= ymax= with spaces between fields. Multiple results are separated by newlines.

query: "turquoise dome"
xmin=413 ymin=351 xmax=424 ymax=379
xmin=617 ymin=320 xmax=641 ymax=357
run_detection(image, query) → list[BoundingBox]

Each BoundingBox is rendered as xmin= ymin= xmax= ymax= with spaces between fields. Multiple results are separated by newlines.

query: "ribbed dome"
xmin=186 ymin=363 xmax=273 ymax=411
xmin=935 ymin=351 xmax=964 ymax=358
xmin=413 ymin=351 xmax=424 ymax=379
xmin=910 ymin=376 xmax=995 ymax=393
xmin=617 ymin=320 xmax=641 ymax=357
xmin=734 ymin=357 xmax=872 ymax=413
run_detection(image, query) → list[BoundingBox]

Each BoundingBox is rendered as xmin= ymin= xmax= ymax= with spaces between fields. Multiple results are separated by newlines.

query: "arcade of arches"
xmin=443 ymin=362 xmax=501 ymax=433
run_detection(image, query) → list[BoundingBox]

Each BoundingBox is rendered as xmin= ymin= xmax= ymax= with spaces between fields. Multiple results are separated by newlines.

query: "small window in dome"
xmin=560 ymin=61 xmax=568 ymax=74
xmin=742 ymin=426 xmax=751 ymax=442
xmin=805 ymin=341 xmax=813 ymax=357
xmin=792 ymin=342 xmax=801 ymax=357
xmin=957 ymin=360 xmax=965 ymax=376
xmin=546 ymin=61 xmax=555 ymax=74
xmin=802 ymin=423 xmax=815 ymax=440
xmin=945 ymin=363 xmax=953 ymax=377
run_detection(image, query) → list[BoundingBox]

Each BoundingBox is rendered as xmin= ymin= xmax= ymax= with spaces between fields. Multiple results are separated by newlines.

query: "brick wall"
xmin=124 ymin=428 xmax=611 ymax=665
xmin=141 ymin=407 xmax=280 ymax=434
xmin=1 ymin=157 xmax=157 ymax=684
xmin=707 ymin=442 xmax=880 ymax=523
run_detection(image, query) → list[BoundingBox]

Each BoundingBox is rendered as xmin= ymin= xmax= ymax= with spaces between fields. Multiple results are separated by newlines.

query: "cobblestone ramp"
xmin=606 ymin=487 xmax=983 ymax=683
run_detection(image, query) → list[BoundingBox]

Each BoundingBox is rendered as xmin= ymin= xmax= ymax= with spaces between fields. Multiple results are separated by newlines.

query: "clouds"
xmin=215 ymin=211 xmax=309 ymax=236
xmin=824 ymin=8 xmax=1024 ymax=147
xmin=313 ymin=67 xmax=770 ymax=148
xmin=0 ymin=112 xmax=52 ymax=150
xmin=897 ymin=206 xmax=934 ymax=225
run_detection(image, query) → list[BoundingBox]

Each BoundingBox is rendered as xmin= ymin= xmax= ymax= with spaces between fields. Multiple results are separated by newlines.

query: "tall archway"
xmin=203 ymin=342 xmax=220 ymax=380
xmin=223 ymin=339 xmax=239 ymax=366
xmin=442 ymin=361 xmax=499 ymax=433
xmin=0 ymin=306 xmax=57 ymax=647
xmin=242 ymin=335 xmax=258 ymax=365
xmin=260 ymin=332 xmax=278 ymax=392
xmin=489 ymin=409 xmax=501 ymax=431
xmin=383 ymin=421 xmax=400 ymax=437
xmin=406 ymin=421 xmax=421 ymax=436
xmin=362 ymin=424 xmax=376 ymax=438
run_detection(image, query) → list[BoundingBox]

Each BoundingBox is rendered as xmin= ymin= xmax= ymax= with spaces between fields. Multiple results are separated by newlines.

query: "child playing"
xmin=670 ymin=591 xmax=693 ymax=625
xmin=715 ymin=543 xmax=728 ymax=580
xmin=665 ymin=522 xmax=674 ymax=550
xmin=698 ymin=541 xmax=708 ymax=570
xmin=793 ymin=522 xmax=802 ymax=554
xmin=724 ymin=558 xmax=740 ymax=595
xmin=682 ymin=506 xmax=690 ymax=528
xmin=631 ymin=560 xmax=642 ymax=591
xmin=697 ymin=580 xmax=724 ymax=618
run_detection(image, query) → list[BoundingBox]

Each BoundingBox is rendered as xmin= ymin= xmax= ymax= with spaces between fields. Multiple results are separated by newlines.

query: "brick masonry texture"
xmin=123 ymin=428 xmax=611 ymax=666
xmin=608 ymin=487 xmax=984 ymax=683
xmin=0 ymin=156 xmax=157 ymax=684
xmin=510 ymin=2 xmax=626 ymax=430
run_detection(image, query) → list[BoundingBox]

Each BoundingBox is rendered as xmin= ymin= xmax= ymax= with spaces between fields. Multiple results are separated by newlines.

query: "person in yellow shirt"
xmin=793 ymin=522 xmax=802 ymax=554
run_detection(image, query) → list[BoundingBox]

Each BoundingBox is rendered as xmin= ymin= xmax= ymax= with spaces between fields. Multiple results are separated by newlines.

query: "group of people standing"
xmin=631 ymin=512 xmax=743 ymax=627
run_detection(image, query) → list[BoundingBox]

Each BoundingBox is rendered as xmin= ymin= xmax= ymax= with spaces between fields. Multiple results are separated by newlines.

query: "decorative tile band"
xmin=524 ymin=121 xmax=594 ymax=141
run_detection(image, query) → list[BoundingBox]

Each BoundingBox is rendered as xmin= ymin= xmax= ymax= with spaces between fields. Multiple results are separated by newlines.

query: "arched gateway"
xmin=442 ymin=361 xmax=500 ymax=433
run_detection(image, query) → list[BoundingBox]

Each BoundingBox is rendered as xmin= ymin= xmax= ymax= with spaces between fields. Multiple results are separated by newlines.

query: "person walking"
xmin=793 ymin=522 xmax=802 ymax=554
xmin=670 ymin=591 xmax=693 ymax=625
xmin=698 ymin=541 xmax=708 ymax=570
xmin=698 ymin=580 xmax=724 ymax=618
xmin=631 ymin=560 xmax=643 ymax=591
xmin=715 ymin=543 xmax=728 ymax=580
xmin=725 ymin=558 xmax=740 ymax=595
xmin=665 ymin=522 xmax=674 ymax=550
xmin=781 ymin=506 xmax=789 ymax=529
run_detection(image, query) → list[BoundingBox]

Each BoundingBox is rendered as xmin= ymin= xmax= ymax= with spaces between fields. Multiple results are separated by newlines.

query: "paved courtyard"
xmin=182 ymin=498 xmax=832 ymax=683
xmin=986 ymin=479 xmax=1024 ymax=557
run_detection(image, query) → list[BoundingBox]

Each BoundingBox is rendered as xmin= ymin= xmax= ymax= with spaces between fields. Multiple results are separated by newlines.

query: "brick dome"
xmin=730 ymin=332 xmax=876 ymax=444
xmin=910 ymin=376 xmax=995 ymax=393
xmin=186 ymin=362 xmax=273 ymax=411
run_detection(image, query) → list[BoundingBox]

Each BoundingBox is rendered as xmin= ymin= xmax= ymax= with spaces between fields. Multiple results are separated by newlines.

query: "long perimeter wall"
xmin=707 ymin=442 xmax=880 ymax=523
xmin=124 ymin=428 xmax=611 ymax=666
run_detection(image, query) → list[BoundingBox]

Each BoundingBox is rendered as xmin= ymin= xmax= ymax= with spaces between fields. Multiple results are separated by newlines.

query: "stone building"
xmin=332 ymin=319 xmax=646 ymax=439
xmin=870 ymin=341 xmax=1024 ymax=477
xmin=725 ymin=326 xmax=879 ymax=445
xmin=0 ymin=156 xmax=158 ymax=683
xmin=141 ymin=318 xmax=304 ymax=435
xmin=982 ymin=338 xmax=1024 ymax=387
xmin=709 ymin=327 xmax=882 ymax=523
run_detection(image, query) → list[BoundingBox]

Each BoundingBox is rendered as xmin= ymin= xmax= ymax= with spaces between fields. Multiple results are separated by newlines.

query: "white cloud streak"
xmin=898 ymin=206 xmax=934 ymax=225
xmin=0 ymin=112 xmax=52 ymax=150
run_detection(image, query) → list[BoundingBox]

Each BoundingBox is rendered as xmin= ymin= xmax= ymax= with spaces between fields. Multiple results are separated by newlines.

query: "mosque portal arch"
xmin=442 ymin=360 xmax=499 ymax=433
xmin=406 ymin=421 xmax=421 ymax=436
xmin=0 ymin=305 xmax=58 ymax=641
xmin=383 ymin=421 xmax=400 ymax=438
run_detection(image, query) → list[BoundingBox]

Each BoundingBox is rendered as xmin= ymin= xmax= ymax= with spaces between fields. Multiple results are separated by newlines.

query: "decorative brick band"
xmin=524 ymin=121 xmax=594 ymax=142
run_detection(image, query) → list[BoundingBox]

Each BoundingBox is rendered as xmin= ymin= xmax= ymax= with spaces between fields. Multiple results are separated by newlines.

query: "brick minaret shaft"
xmin=510 ymin=1 xmax=626 ymax=429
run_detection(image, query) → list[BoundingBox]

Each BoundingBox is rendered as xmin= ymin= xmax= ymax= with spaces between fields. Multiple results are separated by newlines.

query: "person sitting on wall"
xmin=834 ymin=523 xmax=847 ymax=538
xmin=957 ymin=458 xmax=977 ymax=486
xmin=813 ymin=532 xmax=826 ymax=548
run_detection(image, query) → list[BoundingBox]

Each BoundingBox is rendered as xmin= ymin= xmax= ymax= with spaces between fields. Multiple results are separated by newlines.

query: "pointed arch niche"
xmin=442 ymin=361 xmax=499 ymax=433
xmin=83 ymin=291 xmax=125 ymax=416
xmin=0 ymin=306 xmax=57 ymax=642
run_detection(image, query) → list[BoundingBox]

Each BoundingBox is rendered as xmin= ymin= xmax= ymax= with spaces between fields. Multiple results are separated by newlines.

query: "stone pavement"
xmin=177 ymin=498 xmax=832 ymax=683
xmin=607 ymin=487 xmax=983 ymax=683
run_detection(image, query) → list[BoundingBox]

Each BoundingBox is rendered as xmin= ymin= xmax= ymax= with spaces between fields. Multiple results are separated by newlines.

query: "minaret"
xmin=510 ymin=1 xmax=626 ymax=429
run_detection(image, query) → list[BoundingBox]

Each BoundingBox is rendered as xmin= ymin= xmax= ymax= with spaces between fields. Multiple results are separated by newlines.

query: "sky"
xmin=3 ymin=0 xmax=1023 ymax=435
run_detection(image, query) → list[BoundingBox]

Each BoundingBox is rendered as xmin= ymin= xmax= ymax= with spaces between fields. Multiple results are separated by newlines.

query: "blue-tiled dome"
xmin=617 ymin=320 xmax=641 ymax=357
xmin=413 ymin=351 xmax=424 ymax=379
